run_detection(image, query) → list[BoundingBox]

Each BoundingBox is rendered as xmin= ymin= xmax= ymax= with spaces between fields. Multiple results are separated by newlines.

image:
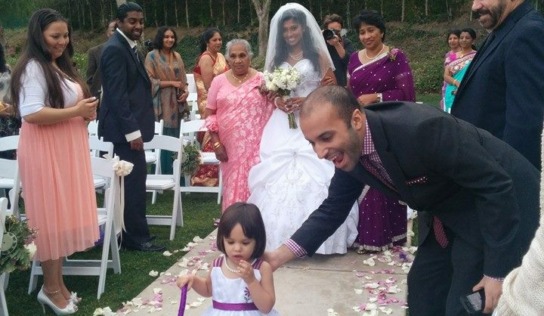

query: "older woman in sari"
xmin=205 ymin=39 xmax=273 ymax=212
xmin=443 ymin=28 xmax=477 ymax=113
xmin=348 ymin=10 xmax=415 ymax=253
xmin=191 ymin=27 xmax=229 ymax=187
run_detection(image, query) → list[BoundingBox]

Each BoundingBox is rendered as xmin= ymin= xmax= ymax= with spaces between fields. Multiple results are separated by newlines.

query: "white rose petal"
xmin=162 ymin=250 xmax=173 ymax=256
xmin=354 ymin=288 xmax=363 ymax=295
xmin=148 ymin=270 xmax=159 ymax=277
xmin=363 ymin=258 xmax=376 ymax=266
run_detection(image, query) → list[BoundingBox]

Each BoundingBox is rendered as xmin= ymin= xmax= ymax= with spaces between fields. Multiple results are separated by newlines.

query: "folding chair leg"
xmin=151 ymin=190 xmax=158 ymax=204
xmin=27 ymin=259 xmax=40 ymax=294
xmin=0 ymin=273 xmax=8 ymax=316
xmin=217 ymin=170 xmax=223 ymax=204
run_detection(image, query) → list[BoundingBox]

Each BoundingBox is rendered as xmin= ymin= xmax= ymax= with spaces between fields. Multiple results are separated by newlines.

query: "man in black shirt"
xmin=322 ymin=14 xmax=355 ymax=87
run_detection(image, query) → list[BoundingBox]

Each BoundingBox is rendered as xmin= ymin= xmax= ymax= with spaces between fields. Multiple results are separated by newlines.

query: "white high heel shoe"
xmin=37 ymin=286 xmax=77 ymax=315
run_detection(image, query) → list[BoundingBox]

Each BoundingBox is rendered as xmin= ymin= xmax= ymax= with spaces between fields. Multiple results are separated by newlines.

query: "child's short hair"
xmin=217 ymin=202 xmax=267 ymax=259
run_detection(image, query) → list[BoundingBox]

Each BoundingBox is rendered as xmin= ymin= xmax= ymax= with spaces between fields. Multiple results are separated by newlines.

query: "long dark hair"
xmin=0 ymin=44 xmax=7 ymax=73
xmin=273 ymin=8 xmax=320 ymax=75
xmin=216 ymin=202 xmax=267 ymax=260
xmin=198 ymin=27 xmax=221 ymax=54
xmin=10 ymin=8 xmax=90 ymax=111
xmin=153 ymin=26 xmax=178 ymax=50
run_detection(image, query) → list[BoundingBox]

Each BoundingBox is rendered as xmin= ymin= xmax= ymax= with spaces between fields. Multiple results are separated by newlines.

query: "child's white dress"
xmin=203 ymin=256 xmax=279 ymax=316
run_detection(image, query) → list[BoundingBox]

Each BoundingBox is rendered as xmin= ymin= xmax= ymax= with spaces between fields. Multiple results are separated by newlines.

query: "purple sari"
xmin=348 ymin=48 xmax=415 ymax=251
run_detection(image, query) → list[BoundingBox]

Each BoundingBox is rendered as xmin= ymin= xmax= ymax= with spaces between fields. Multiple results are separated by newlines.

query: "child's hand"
xmin=238 ymin=260 xmax=257 ymax=285
xmin=176 ymin=274 xmax=194 ymax=289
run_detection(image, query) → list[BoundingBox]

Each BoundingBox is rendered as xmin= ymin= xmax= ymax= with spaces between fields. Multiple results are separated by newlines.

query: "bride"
xmin=248 ymin=3 xmax=358 ymax=254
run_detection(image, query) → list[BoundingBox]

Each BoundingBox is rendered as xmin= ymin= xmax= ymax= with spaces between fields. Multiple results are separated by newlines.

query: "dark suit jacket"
xmin=86 ymin=43 xmax=105 ymax=98
xmin=98 ymin=32 xmax=154 ymax=143
xmin=451 ymin=1 xmax=544 ymax=170
xmin=291 ymin=102 xmax=539 ymax=278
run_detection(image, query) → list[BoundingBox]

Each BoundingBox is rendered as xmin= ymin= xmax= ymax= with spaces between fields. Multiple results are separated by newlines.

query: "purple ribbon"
xmin=177 ymin=285 xmax=188 ymax=316
xmin=212 ymin=300 xmax=258 ymax=311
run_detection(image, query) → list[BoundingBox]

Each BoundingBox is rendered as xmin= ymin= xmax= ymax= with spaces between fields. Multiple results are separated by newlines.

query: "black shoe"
xmin=123 ymin=241 xmax=166 ymax=252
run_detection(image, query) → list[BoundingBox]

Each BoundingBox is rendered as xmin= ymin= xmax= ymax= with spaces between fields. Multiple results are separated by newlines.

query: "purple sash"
xmin=213 ymin=300 xmax=258 ymax=311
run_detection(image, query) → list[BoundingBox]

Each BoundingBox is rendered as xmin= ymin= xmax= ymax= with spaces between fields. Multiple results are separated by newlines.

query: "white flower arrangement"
xmin=263 ymin=66 xmax=302 ymax=128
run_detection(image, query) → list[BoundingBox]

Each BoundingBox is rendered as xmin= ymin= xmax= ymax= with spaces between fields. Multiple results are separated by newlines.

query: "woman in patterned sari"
xmin=443 ymin=28 xmax=477 ymax=113
xmin=348 ymin=10 xmax=415 ymax=253
xmin=205 ymin=39 xmax=274 ymax=212
xmin=145 ymin=26 xmax=189 ymax=174
xmin=191 ymin=27 xmax=229 ymax=187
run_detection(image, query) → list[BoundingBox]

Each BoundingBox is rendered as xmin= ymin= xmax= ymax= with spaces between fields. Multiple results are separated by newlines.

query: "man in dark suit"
xmin=86 ymin=20 xmax=116 ymax=101
xmin=451 ymin=0 xmax=544 ymax=170
xmin=98 ymin=2 xmax=164 ymax=252
xmin=266 ymin=86 xmax=539 ymax=315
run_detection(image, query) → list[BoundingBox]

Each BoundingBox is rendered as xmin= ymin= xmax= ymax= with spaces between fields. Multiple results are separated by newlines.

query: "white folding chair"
xmin=144 ymin=135 xmax=183 ymax=240
xmin=0 ymin=198 xmax=9 ymax=316
xmin=179 ymin=119 xmax=222 ymax=204
xmin=27 ymin=157 xmax=122 ymax=299
xmin=185 ymin=74 xmax=199 ymax=120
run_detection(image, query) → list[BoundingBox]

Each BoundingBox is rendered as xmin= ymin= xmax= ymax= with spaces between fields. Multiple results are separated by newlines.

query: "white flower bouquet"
xmin=264 ymin=66 xmax=302 ymax=129
xmin=1 ymin=215 xmax=38 ymax=274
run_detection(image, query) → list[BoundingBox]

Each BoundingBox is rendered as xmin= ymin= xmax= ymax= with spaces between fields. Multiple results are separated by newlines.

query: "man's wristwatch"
xmin=377 ymin=93 xmax=383 ymax=103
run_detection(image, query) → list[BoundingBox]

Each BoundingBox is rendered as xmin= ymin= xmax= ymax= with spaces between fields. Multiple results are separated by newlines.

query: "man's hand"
xmin=472 ymin=276 xmax=503 ymax=313
xmin=262 ymin=245 xmax=296 ymax=271
xmin=130 ymin=137 xmax=144 ymax=151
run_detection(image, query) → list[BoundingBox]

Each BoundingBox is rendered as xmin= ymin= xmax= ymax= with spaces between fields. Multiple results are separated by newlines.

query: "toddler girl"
xmin=177 ymin=202 xmax=279 ymax=315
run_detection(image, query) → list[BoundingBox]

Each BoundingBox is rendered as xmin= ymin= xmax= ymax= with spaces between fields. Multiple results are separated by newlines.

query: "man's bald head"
xmin=301 ymin=85 xmax=361 ymax=127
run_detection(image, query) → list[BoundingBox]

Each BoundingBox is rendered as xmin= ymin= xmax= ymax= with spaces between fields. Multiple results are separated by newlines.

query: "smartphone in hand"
xmin=460 ymin=289 xmax=485 ymax=314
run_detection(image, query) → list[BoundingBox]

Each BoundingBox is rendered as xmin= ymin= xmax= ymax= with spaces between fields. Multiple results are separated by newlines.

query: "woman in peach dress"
xmin=11 ymin=9 xmax=98 ymax=314
xmin=191 ymin=27 xmax=229 ymax=187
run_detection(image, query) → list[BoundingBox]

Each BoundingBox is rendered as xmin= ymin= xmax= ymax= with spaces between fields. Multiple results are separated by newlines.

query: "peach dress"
xmin=17 ymin=61 xmax=98 ymax=261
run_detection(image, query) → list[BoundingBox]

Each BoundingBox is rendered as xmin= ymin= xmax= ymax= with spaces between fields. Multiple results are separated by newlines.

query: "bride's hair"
xmin=273 ymin=8 xmax=321 ymax=76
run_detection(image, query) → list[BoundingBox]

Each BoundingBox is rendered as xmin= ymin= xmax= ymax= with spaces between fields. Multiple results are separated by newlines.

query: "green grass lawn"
xmin=5 ymin=191 xmax=221 ymax=315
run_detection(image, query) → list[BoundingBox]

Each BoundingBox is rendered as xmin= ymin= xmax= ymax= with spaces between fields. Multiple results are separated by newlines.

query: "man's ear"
xmin=351 ymin=109 xmax=365 ymax=130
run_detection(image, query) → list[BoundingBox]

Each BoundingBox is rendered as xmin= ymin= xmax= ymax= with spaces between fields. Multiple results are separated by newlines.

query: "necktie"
xmin=433 ymin=216 xmax=449 ymax=248
xmin=132 ymin=46 xmax=140 ymax=62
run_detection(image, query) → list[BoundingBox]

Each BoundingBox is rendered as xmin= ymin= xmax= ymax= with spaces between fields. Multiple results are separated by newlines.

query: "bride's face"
xmin=282 ymin=18 xmax=304 ymax=48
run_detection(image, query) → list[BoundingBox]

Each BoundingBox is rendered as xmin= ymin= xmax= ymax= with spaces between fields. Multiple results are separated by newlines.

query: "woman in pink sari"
xmin=348 ymin=10 xmax=415 ymax=253
xmin=205 ymin=39 xmax=274 ymax=212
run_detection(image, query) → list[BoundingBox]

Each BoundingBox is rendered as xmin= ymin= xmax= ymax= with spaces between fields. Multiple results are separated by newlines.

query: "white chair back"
xmin=179 ymin=119 xmax=222 ymax=204
xmin=88 ymin=120 xmax=99 ymax=136
xmin=0 ymin=135 xmax=21 ymax=216
xmin=185 ymin=74 xmax=199 ymax=119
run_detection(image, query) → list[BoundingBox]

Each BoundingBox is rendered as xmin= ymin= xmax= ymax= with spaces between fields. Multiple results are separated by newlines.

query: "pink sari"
xmin=206 ymin=73 xmax=274 ymax=211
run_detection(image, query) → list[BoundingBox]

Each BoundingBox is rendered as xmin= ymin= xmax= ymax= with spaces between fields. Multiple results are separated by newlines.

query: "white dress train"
xmin=248 ymin=60 xmax=358 ymax=254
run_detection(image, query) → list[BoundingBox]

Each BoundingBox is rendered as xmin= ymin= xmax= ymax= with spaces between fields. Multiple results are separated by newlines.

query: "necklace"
xmin=224 ymin=258 xmax=240 ymax=273
xmin=223 ymin=257 xmax=258 ymax=273
xmin=364 ymin=45 xmax=386 ymax=60
xmin=289 ymin=51 xmax=303 ymax=61
xmin=231 ymin=71 xmax=250 ymax=84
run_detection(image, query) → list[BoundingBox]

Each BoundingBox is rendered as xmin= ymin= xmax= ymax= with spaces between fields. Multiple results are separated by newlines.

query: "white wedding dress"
xmin=248 ymin=59 xmax=358 ymax=254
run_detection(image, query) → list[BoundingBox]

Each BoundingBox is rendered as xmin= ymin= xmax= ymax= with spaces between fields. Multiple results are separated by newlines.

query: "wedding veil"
xmin=265 ymin=2 xmax=334 ymax=78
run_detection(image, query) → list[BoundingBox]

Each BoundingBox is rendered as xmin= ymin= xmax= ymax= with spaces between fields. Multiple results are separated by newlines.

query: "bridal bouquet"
xmin=263 ymin=66 xmax=302 ymax=129
xmin=1 ymin=215 xmax=38 ymax=274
